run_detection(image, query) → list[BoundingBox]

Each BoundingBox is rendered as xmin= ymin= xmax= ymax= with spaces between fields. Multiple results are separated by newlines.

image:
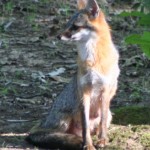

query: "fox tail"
xmin=26 ymin=131 xmax=82 ymax=150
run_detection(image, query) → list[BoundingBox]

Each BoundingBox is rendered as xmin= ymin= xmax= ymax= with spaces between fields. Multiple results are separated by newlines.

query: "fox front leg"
xmin=81 ymin=92 xmax=96 ymax=150
xmin=96 ymin=89 xmax=111 ymax=148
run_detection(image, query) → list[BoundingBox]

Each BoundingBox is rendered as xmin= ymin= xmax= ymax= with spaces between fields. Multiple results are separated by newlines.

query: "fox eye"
xmin=72 ymin=24 xmax=95 ymax=31
xmin=70 ymin=24 xmax=80 ymax=31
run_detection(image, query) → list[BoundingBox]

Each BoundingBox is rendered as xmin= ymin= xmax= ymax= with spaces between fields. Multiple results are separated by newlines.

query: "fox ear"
xmin=86 ymin=0 xmax=100 ymax=19
xmin=77 ymin=0 xmax=87 ymax=10
xmin=77 ymin=0 xmax=100 ymax=19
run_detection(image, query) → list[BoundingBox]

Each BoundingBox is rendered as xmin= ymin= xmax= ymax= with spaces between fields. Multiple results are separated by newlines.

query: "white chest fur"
xmin=77 ymin=38 xmax=96 ymax=62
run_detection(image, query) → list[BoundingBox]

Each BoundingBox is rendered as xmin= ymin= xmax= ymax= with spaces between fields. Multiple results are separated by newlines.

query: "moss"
xmin=132 ymin=125 xmax=150 ymax=148
xmin=108 ymin=126 xmax=133 ymax=147
xmin=108 ymin=105 xmax=150 ymax=149
xmin=140 ymin=133 xmax=150 ymax=148
xmin=107 ymin=124 xmax=150 ymax=149
xmin=131 ymin=125 xmax=150 ymax=132
xmin=112 ymin=106 xmax=150 ymax=125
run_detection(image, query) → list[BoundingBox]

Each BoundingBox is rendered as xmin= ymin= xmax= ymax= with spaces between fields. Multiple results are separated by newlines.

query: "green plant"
xmin=133 ymin=0 xmax=150 ymax=13
xmin=26 ymin=4 xmax=37 ymax=23
xmin=2 ymin=1 xmax=14 ymax=15
xmin=32 ymin=23 xmax=40 ymax=31
xmin=121 ymin=0 xmax=150 ymax=58
xmin=15 ymin=71 xmax=24 ymax=79
xmin=60 ymin=2 xmax=71 ymax=17
xmin=113 ymin=106 xmax=150 ymax=125
xmin=27 ymin=13 xmax=36 ymax=23
xmin=125 ymin=32 xmax=150 ymax=57
xmin=41 ymin=0 xmax=50 ymax=4
xmin=0 ymin=87 xmax=9 ymax=96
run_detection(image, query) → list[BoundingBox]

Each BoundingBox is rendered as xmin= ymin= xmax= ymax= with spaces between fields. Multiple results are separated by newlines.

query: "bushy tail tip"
xmin=26 ymin=131 xmax=82 ymax=150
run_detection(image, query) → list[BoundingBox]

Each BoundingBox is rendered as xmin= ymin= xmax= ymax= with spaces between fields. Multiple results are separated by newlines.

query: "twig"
xmin=6 ymin=119 xmax=30 ymax=123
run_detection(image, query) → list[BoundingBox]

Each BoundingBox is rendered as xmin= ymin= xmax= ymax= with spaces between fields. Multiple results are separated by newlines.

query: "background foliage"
xmin=122 ymin=0 xmax=150 ymax=58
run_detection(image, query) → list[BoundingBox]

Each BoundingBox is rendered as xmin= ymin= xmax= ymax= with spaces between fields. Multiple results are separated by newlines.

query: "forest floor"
xmin=0 ymin=0 xmax=150 ymax=149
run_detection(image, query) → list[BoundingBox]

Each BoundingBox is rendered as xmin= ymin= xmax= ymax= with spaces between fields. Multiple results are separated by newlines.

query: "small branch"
xmin=6 ymin=119 xmax=30 ymax=123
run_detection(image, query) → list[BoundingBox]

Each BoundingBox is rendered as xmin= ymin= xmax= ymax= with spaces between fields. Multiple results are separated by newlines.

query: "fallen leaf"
xmin=48 ymin=68 xmax=66 ymax=77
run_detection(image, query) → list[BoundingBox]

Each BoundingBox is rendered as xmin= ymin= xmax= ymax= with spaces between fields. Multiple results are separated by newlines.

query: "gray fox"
xmin=26 ymin=0 xmax=120 ymax=149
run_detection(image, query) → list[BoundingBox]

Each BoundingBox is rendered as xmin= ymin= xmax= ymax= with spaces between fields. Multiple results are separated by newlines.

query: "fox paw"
xmin=83 ymin=144 xmax=96 ymax=150
xmin=96 ymin=138 xmax=107 ymax=148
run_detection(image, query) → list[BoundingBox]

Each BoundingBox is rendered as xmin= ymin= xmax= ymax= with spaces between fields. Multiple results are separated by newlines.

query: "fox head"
xmin=57 ymin=0 xmax=105 ymax=42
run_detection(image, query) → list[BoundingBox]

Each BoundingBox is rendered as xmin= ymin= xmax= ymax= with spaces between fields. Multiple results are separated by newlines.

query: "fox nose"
xmin=57 ymin=34 xmax=62 ymax=40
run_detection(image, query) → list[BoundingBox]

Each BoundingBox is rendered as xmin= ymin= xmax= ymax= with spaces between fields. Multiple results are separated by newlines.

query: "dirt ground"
xmin=0 ymin=0 xmax=150 ymax=149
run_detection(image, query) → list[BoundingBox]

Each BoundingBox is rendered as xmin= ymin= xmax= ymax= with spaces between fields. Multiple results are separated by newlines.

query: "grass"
xmin=112 ymin=106 xmax=150 ymax=125
xmin=105 ymin=106 xmax=150 ymax=149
